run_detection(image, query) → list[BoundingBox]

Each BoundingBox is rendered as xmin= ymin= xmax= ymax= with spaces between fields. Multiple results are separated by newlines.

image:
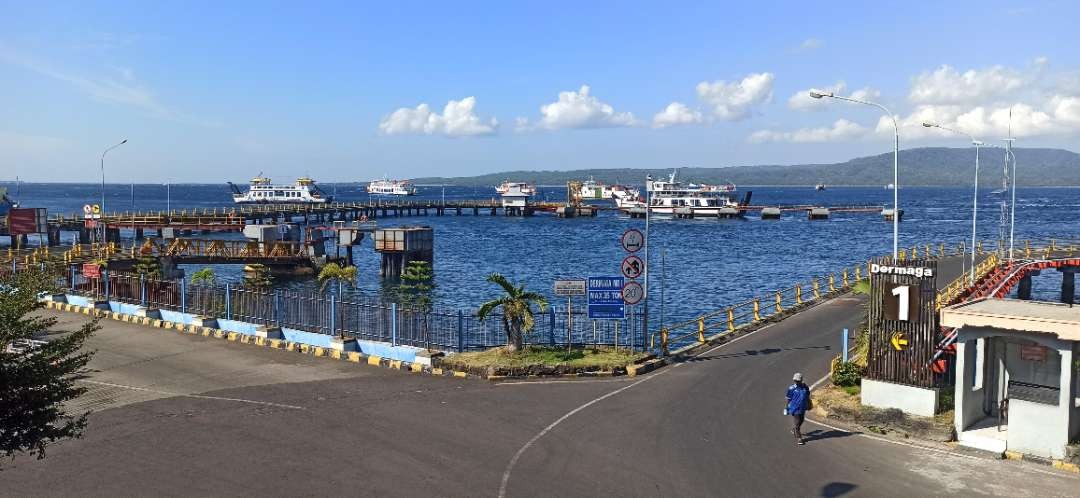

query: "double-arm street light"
xmin=100 ymin=139 xmax=128 ymax=242
xmin=810 ymin=91 xmax=899 ymax=259
xmin=922 ymin=122 xmax=990 ymax=285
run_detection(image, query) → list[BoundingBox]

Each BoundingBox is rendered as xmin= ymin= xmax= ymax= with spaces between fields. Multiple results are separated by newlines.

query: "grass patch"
xmin=812 ymin=383 xmax=955 ymax=442
xmin=443 ymin=346 xmax=647 ymax=371
xmin=842 ymin=385 xmax=861 ymax=396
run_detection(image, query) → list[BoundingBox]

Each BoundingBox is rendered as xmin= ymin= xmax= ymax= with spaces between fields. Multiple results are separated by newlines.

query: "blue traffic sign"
xmin=587 ymin=275 xmax=625 ymax=319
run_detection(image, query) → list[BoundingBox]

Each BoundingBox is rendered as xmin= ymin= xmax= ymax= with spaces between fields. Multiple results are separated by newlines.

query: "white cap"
xmin=793 ymin=372 xmax=803 ymax=382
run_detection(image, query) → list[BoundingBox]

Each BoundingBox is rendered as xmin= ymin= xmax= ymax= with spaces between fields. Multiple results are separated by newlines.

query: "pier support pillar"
xmin=47 ymin=226 xmax=61 ymax=246
xmin=105 ymin=228 xmax=121 ymax=244
xmin=134 ymin=228 xmax=144 ymax=240
xmin=13 ymin=234 xmax=28 ymax=249
xmin=1061 ymin=267 xmax=1077 ymax=305
xmin=1017 ymin=274 xmax=1033 ymax=300
xmin=78 ymin=226 xmax=92 ymax=244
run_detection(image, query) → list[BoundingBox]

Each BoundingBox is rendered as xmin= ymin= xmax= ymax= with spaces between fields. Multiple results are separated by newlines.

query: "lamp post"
xmin=922 ymin=122 xmax=990 ymax=285
xmin=810 ymin=91 xmax=899 ymax=259
xmin=99 ymin=139 xmax=127 ymax=242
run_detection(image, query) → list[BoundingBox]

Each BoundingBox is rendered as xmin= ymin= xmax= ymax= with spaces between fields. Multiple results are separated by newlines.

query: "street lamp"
xmin=99 ymin=139 xmax=127 ymax=243
xmin=923 ymin=122 xmax=990 ymax=285
xmin=810 ymin=91 xmax=900 ymax=259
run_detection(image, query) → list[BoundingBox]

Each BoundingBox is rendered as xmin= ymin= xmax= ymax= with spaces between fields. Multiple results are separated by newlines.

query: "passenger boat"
xmin=815 ymin=184 xmax=826 ymax=191
xmin=576 ymin=178 xmax=641 ymax=202
xmin=229 ymin=175 xmax=331 ymax=204
xmin=495 ymin=181 xmax=535 ymax=196
xmin=615 ymin=170 xmax=741 ymax=216
xmin=366 ymin=178 xmax=417 ymax=196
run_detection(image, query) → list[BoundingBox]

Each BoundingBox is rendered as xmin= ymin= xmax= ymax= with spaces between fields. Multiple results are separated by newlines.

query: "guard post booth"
xmin=941 ymin=298 xmax=1080 ymax=459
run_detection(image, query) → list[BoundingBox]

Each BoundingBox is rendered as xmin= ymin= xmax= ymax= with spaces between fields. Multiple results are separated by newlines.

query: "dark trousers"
xmin=791 ymin=413 xmax=805 ymax=440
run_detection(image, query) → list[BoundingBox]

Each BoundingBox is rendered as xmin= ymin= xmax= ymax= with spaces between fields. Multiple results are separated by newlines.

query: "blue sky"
xmin=2 ymin=1 xmax=1078 ymax=182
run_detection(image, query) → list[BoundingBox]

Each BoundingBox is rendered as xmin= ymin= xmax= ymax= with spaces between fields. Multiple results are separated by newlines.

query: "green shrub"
xmin=832 ymin=361 xmax=863 ymax=387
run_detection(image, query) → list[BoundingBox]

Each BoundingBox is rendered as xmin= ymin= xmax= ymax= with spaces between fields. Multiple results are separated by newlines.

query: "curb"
xmin=1003 ymin=449 xmax=1080 ymax=474
xmin=42 ymin=300 xmax=480 ymax=380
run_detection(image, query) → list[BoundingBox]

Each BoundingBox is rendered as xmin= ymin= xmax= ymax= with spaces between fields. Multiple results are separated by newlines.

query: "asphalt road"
xmin=3 ymin=256 xmax=1076 ymax=496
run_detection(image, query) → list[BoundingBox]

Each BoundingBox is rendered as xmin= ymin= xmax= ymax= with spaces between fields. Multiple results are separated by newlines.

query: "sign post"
xmin=866 ymin=259 xmax=939 ymax=387
xmin=587 ymin=276 xmax=625 ymax=320
xmin=555 ymin=279 xmax=587 ymax=352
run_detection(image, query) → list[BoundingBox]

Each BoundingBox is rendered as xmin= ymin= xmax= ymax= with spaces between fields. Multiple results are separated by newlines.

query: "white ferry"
xmin=495 ymin=181 xmax=535 ymax=196
xmin=366 ymin=178 xmax=417 ymax=196
xmin=577 ymin=178 xmax=641 ymax=202
xmin=229 ymin=175 xmax=330 ymax=204
xmin=615 ymin=171 xmax=741 ymax=216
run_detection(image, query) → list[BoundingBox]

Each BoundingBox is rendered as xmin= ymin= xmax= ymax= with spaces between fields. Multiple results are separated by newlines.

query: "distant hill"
xmin=412 ymin=147 xmax=1080 ymax=187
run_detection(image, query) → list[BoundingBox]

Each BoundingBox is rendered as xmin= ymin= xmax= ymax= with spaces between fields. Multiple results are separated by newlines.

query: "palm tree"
xmin=477 ymin=273 xmax=548 ymax=353
xmin=318 ymin=263 xmax=357 ymax=297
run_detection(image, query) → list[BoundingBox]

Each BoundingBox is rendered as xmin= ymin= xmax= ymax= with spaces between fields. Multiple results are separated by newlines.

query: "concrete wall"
xmin=1072 ymin=344 xmax=1079 ymax=441
xmin=955 ymin=341 xmax=987 ymax=432
xmin=1009 ymin=399 xmax=1069 ymax=459
xmin=861 ymin=379 xmax=938 ymax=417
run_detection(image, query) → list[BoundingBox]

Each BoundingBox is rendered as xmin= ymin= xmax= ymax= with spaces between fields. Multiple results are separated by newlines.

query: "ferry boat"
xmin=615 ymin=170 xmax=741 ymax=216
xmin=495 ymin=181 xmax=535 ymax=196
xmin=0 ymin=186 xmax=16 ymax=217
xmin=815 ymin=184 xmax=827 ymax=191
xmin=229 ymin=175 xmax=331 ymax=204
xmin=366 ymin=178 xmax=417 ymax=196
xmin=576 ymin=178 xmax=641 ymax=202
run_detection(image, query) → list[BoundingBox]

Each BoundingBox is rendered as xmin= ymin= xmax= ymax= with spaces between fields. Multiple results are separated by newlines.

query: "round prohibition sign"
xmin=621 ymin=255 xmax=644 ymax=279
xmin=622 ymin=281 xmax=643 ymax=305
xmin=621 ymin=228 xmax=644 ymax=253
xmin=83 ymin=204 xmax=93 ymax=214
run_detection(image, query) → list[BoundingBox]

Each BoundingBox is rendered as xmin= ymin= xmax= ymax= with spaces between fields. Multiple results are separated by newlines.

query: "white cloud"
xmin=789 ymin=82 xmax=883 ymax=112
xmin=909 ymin=64 xmax=1026 ymax=105
xmin=749 ymin=119 xmax=867 ymax=143
xmin=518 ymin=85 xmax=638 ymax=131
xmin=379 ymin=96 xmax=498 ymax=137
xmin=0 ymin=43 xmax=218 ymax=127
xmin=794 ymin=38 xmax=823 ymax=53
xmin=651 ymin=102 xmax=704 ymax=128
xmin=696 ymin=72 xmax=774 ymax=121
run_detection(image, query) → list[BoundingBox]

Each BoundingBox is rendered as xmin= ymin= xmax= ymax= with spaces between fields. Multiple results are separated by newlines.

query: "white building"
xmin=941 ymin=298 xmax=1080 ymax=459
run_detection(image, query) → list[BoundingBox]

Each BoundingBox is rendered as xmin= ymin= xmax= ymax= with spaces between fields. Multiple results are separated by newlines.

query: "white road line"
xmin=79 ymin=380 xmax=306 ymax=410
xmin=495 ymin=378 xmax=636 ymax=386
xmin=497 ymin=318 xmax=787 ymax=497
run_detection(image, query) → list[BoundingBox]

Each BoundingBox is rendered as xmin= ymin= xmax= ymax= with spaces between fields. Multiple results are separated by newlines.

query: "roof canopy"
xmin=941 ymin=298 xmax=1080 ymax=341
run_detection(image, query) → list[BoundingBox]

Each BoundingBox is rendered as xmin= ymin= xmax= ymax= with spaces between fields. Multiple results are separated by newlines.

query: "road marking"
xmin=79 ymin=380 xmax=306 ymax=411
xmin=496 ymin=370 xmax=667 ymax=498
xmin=498 ymin=317 xmax=791 ymax=497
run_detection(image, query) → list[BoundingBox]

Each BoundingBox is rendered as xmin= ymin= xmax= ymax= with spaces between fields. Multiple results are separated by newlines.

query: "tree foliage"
xmin=317 ymin=263 xmax=357 ymax=295
xmin=476 ymin=273 xmax=548 ymax=353
xmin=191 ymin=267 xmax=216 ymax=286
xmin=398 ymin=260 xmax=435 ymax=310
xmin=0 ymin=269 xmax=96 ymax=463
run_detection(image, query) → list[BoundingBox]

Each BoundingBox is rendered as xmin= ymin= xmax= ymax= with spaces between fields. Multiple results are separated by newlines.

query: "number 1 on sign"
xmin=892 ymin=285 xmax=909 ymax=321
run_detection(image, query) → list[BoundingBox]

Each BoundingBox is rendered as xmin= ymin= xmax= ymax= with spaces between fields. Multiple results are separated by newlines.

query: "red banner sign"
xmin=82 ymin=263 xmax=101 ymax=279
xmin=8 ymin=208 xmax=45 ymax=235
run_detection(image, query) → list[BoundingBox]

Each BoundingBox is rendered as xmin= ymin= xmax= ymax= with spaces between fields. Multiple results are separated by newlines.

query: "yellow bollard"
xmin=1025 ymin=240 xmax=1031 ymax=258
xmin=842 ymin=270 xmax=849 ymax=288
xmin=698 ymin=317 xmax=706 ymax=343
xmin=727 ymin=308 xmax=735 ymax=332
xmin=977 ymin=241 xmax=983 ymax=254
xmin=812 ymin=279 xmax=821 ymax=299
xmin=795 ymin=284 xmax=802 ymax=305
xmin=898 ymin=249 xmax=906 ymax=262
xmin=828 ymin=274 xmax=836 ymax=292
xmin=854 ymin=266 xmax=861 ymax=281
xmin=939 ymin=243 xmax=945 ymax=258
xmin=753 ymin=300 xmax=761 ymax=322
xmin=775 ymin=291 xmax=783 ymax=313
xmin=661 ymin=328 xmax=670 ymax=356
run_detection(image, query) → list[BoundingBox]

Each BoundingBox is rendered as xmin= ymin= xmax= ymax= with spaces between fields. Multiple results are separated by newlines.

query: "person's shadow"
xmin=820 ymin=482 xmax=857 ymax=497
xmin=801 ymin=429 xmax=854 ymax=443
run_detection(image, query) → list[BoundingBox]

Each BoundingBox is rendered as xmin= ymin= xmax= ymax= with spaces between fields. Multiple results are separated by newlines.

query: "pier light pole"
xmin=923 ymin=122 xmax=988 ymax=285
xmin=99 ymin=139 xmax=127 ymax=242
xmin=810 ymin=91 xmax=899 ymax=259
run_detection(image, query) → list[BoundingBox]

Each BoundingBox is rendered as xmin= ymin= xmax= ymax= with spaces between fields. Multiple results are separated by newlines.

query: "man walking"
xmin=785 ymin=372 xmax=811 ymax=445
